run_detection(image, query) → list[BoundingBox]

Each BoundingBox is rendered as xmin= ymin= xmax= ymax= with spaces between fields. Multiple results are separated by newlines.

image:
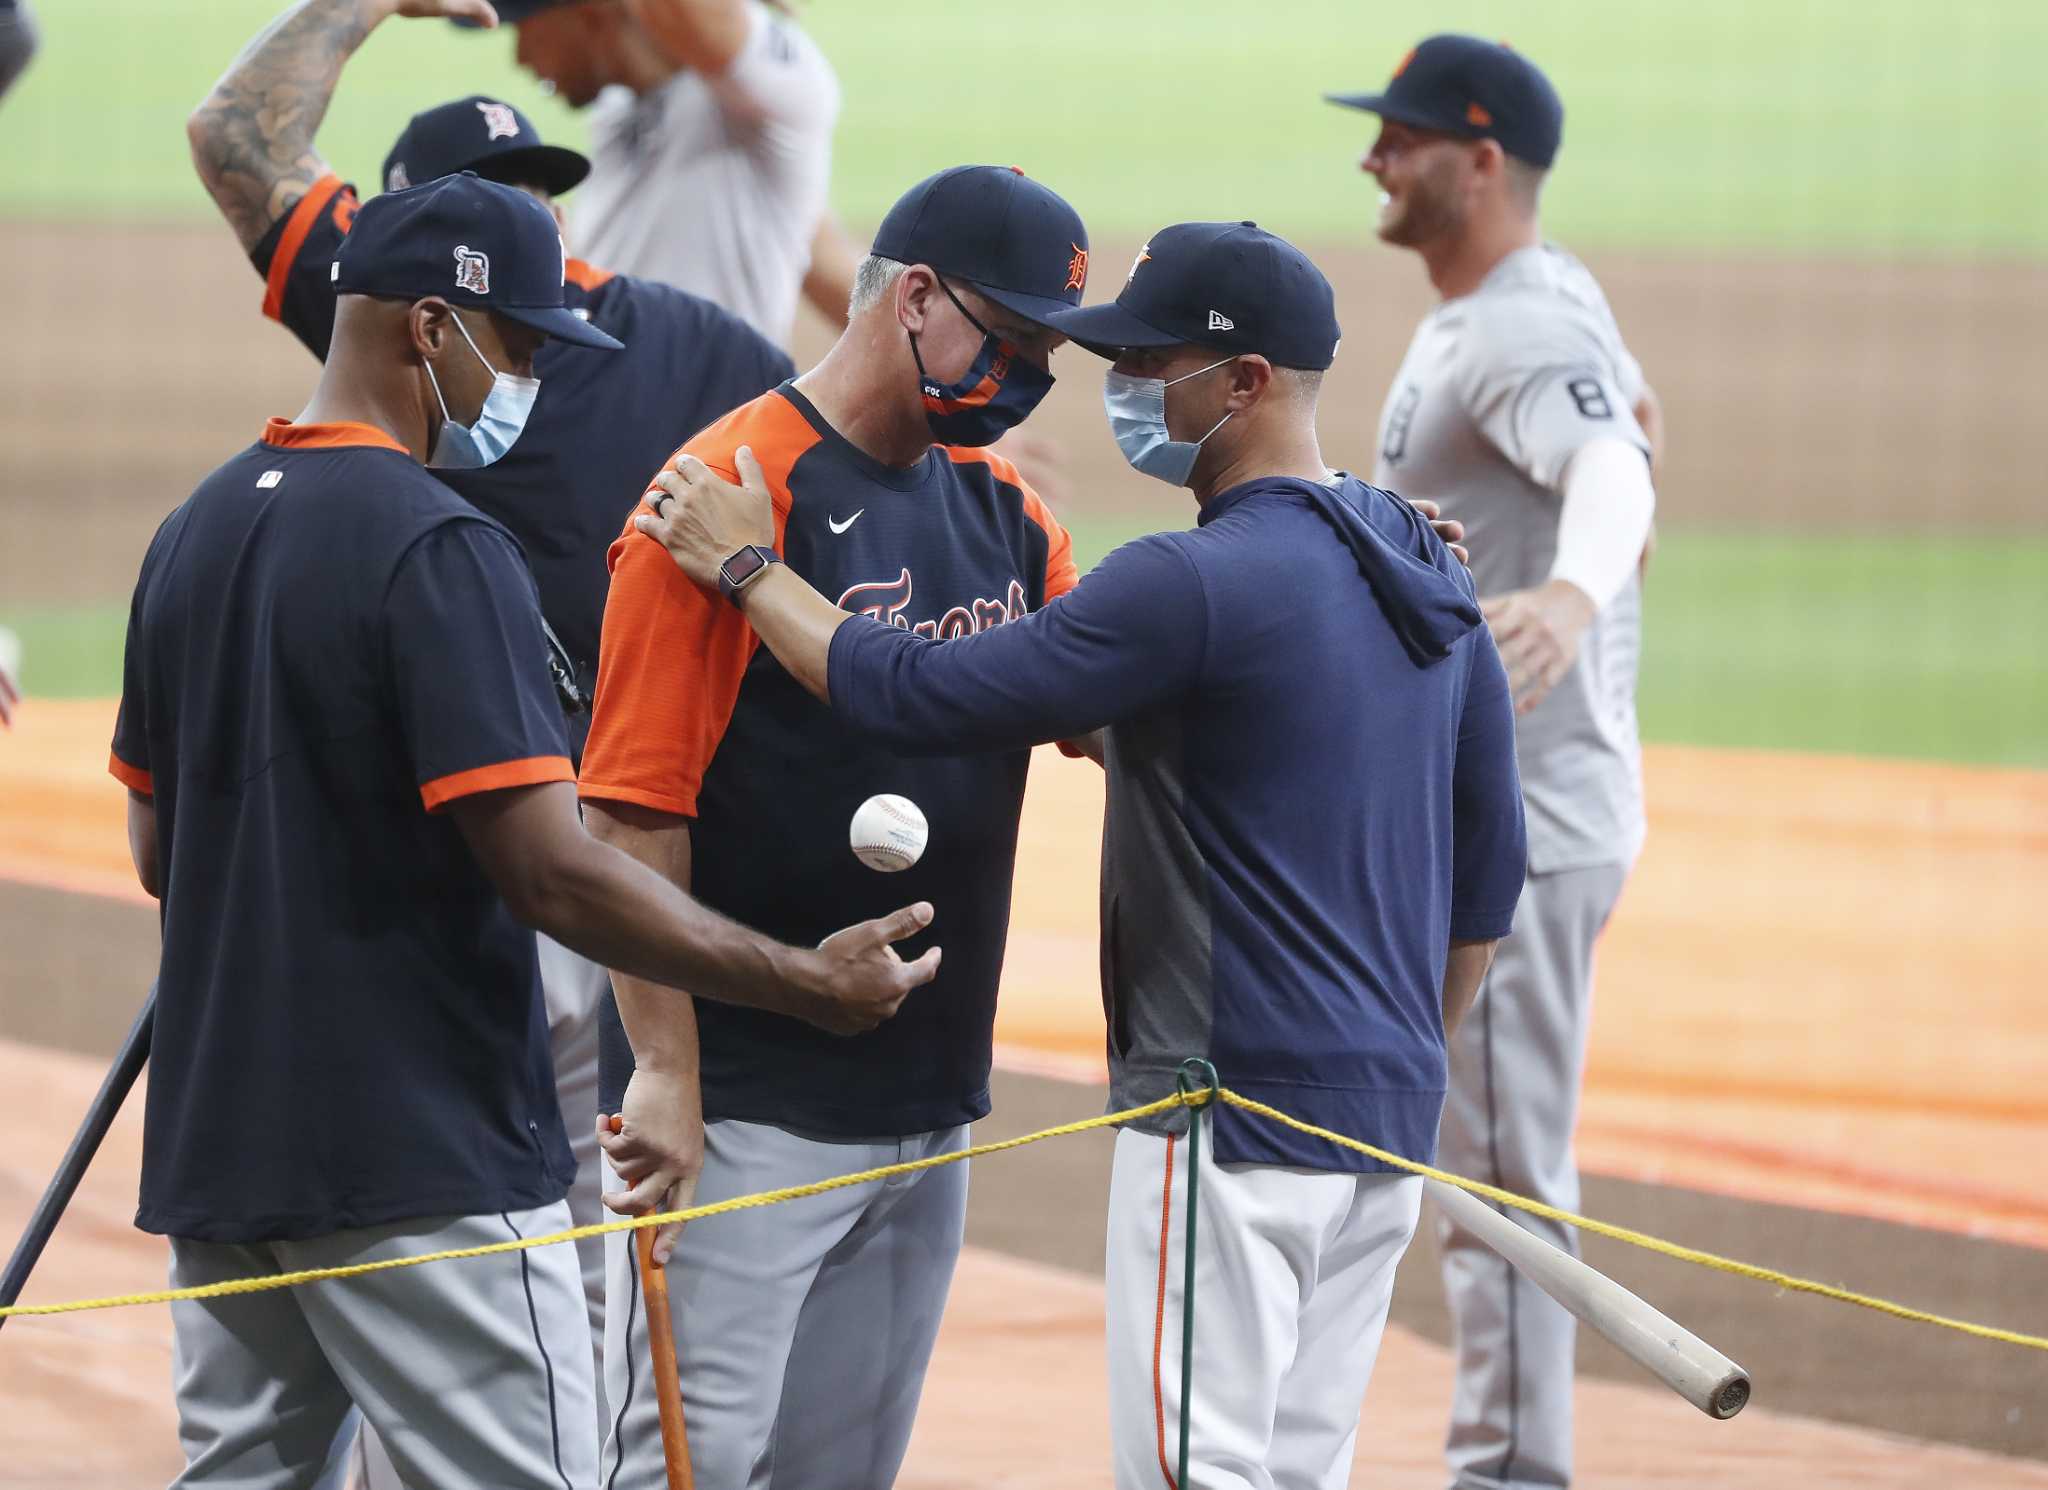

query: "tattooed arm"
xmin=187 ymin=0 xmax=498 ymax=253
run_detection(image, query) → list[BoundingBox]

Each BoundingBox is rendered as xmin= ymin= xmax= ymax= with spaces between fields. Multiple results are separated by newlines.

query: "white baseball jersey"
xmin=1374 ymin=243 xmax=1650 ymax=873
xmin=570 ymin=2 xmax=838 ymax=345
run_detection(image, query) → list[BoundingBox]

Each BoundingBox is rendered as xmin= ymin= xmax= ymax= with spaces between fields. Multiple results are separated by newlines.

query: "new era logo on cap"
xmin=1208 ymin=310 xmax=1235 ymax=332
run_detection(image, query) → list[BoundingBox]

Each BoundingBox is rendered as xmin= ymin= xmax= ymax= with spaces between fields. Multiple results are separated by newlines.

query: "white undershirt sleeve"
xmin=1548 ymin=436 xmax=1656 ymax=609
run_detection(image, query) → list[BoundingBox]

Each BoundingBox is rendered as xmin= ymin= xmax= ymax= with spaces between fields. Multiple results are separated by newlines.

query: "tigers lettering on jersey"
xmin=837 ymin=570 xmax=1029 ymax=638
xmin=581 ymin=382 xmax=1077 ymax=1139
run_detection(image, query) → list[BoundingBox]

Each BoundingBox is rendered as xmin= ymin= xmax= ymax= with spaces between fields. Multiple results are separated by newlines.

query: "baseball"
xmin=849 ymin=793 xmax=928 ymax=873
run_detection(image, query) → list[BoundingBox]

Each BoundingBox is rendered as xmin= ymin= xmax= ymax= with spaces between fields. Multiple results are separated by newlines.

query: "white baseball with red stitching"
xmin=849 ymin=793 xmax=928 ymax=872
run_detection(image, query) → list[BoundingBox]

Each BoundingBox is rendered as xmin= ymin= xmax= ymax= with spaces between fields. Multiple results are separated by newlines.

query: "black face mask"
xmin=909 ymin=278 xmax=1055 ymax=448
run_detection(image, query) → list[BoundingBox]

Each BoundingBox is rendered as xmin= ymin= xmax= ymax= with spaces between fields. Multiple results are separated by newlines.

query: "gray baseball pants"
xmin=1437 ymin=859 xmax=1630 ymax=1490
xmin=600 ymin=1117 xmax=969 ymax=1490
xmin=339 ymin=934 xmax=612 ymax=1489
xmin=165 ymin=1203 xmax=597 ymax=1489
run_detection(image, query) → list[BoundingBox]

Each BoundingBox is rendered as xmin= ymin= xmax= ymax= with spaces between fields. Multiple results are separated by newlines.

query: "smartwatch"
xmin=717 ymin=543 xmax=782 ymax=604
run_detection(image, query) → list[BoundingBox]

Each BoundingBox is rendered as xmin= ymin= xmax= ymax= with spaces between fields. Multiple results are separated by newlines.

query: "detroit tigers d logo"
xmin=452 ymin=245 xmax=491 ymax=295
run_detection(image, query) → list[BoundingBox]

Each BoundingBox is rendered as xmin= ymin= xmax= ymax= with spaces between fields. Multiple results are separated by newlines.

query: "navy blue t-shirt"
xmin=250 ymin=174 xmax=795 ymax=748
xmin=579 ymin=387 xmax=1078 ymax=1136
xmin=826 ymin=474 xmax=1529 ymax=1172
xmin=110 ymin=419 xmax=577 ymax=1242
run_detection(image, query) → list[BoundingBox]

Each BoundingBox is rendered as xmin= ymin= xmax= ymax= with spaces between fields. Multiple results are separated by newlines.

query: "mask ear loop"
xmin=936 ymin=275 xmax=1000 ymax=342
xmin=446 ymin=307 xmax=503 ymax=381
xmin=910 ymin=276 xmax=1004 ymax=394
xmin=420 ymin=327 xmax=455 ymax=454
xmin=421 ymin=305 xmax=493 ymax=439
xmin=1165 ymin=356 xmax=1238 ymax=448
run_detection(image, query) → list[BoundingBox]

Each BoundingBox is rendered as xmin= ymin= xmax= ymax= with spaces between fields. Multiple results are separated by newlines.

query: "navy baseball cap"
xmin=871 ymin=165 xmax=1092 ymax=327
xmin=381 ymin=95 xmax=589 ymax=196
xmin=333 ymin=173 xmax=622 ymax=350
xmin=1056 ymin=222 xmax=1340 ymax=371
xmin=1326 ymin=35 xmax=1564 ymax=170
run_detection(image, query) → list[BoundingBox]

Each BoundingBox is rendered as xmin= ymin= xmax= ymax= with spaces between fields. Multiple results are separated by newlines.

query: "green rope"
xmin=1175 ymin=1058 xmax=1220 ymax=1489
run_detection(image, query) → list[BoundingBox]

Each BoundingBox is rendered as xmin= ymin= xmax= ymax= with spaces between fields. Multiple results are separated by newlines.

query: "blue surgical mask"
xmin=911 ymin=277 xmax=1055 ymax=448
xmin=424 ymin=311 xmax=541 ymax=470
xmin=1102 ymin=358 xmax=1235 ymax=487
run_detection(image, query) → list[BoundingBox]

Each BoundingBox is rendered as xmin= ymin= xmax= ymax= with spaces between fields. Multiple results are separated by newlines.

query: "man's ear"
xmin=895 ymin=265 xmax=940 ymax=336
xmin=1470 ymin=137 xmax=1507 ymax=186
xmin=409 ymin=297 xmax=453 ymax=361
xmin=1223 ymin=354 xmax=1274 ymax=413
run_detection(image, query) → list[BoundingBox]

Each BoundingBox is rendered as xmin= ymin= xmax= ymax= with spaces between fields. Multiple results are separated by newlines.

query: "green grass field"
xmin=2 ymin=0 xmax=2045 ymax=254
xmin=10 ymin=529 xmax=2045 ymax=768
xmin=3 ymin=1 xmax=2044 ymax=770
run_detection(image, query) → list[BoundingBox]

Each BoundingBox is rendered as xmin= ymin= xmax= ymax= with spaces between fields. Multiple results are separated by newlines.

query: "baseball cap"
xmin=1326 ymin=34 xmax=1564 ymax=170
xmin=333 ymin=173 xmax=623 ymax=351
xmin=381 ymin=95 xmax=589 ymax=197
xmin=1055 ymin=222 xmax=1340 ymax=371
xmin=870 ymin=165 xmax=1092 ymax=327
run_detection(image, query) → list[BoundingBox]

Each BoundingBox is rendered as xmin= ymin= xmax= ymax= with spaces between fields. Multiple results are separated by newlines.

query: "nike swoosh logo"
xmin=827 ymin=510 xmax=865 ymax=535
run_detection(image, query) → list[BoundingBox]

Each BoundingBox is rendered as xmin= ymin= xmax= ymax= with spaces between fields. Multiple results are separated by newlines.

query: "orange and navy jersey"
xmin=248 ymin=176 xmax=794 ymax=746
xmin=110 ymin=420 xmax=576 ymax=1243
xmin=580 ymin=383 xmax=1076 ymax=1135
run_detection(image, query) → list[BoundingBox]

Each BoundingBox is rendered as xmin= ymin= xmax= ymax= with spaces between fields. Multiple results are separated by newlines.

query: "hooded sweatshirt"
xmin=827 ymin=473 xmax=1527 ymax=1171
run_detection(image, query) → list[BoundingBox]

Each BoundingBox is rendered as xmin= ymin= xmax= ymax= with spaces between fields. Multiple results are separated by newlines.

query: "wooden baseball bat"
xmin=0 ymin=990 xmax=154 ymax=1334
xmin=609 ymin=1114 xmax=694 ymax=1488
xmin=636 ymin=1228 xmax=695 ymax=1489
xmin=1426 ymin=1178 xmax=1751 ymax=1419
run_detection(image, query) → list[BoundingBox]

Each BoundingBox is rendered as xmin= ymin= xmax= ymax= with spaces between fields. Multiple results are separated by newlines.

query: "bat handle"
xmin=611 ymin=1113 xmax=695 ymax=1489
xmin=637 ymin=1229 xmax=694 ymax=1489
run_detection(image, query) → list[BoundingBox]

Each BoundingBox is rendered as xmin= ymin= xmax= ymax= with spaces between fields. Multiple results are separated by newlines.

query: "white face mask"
xmin=423 ymin=311 xmax=541 ymax=470
xmin=1101 ymin=357 xmax=1236 ymax=487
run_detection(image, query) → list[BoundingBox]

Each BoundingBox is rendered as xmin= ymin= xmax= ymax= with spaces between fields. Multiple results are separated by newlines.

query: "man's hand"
xmin=599 ymin=1069 xmax=701 ymax=1264
xmin=801 ymin=901 xmax=943 ymax=1035
xmin=1482 ymin=578 xmax=1596 ymax=715
xmin=1405 ymin=496 xmax=1469 ymax=566
xmin=638 ymin=445 xmax=778 ymax=590
xmin=189 ymin=0 xmax=495 ymax=256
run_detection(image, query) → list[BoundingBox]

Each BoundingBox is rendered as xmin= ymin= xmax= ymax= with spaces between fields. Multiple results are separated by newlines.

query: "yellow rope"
xmin=1213 ymin=1089 xmax=2048 ymax=1353
xmin=0 ymin=1092 xmax=1188 ymax=1319
xmin=4 ymin=1083 xmax=2045 ymax=1357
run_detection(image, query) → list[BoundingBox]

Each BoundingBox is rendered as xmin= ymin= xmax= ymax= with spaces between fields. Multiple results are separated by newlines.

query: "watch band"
xmin=717 ymin=543 xmax=782 ymax=604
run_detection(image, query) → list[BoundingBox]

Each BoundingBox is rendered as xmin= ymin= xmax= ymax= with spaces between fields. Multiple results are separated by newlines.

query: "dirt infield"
xmin=6 ymin=705 xmax=2048 ymax=1473
xmin=13 ymin=702 xmax=2047 ymax=1252
xmin=4 ymin=220 xmax=2047 ymax=607
xmin=8 ymin=1045 xmax=2048 ymax=1485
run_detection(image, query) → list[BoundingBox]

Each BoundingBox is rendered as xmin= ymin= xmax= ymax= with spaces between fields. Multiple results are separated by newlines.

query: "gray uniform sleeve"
xmin=1458 ymin=300 xmax=1649 ymax=494
xmin=706 ymin=4 xmax=841 ymax=138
